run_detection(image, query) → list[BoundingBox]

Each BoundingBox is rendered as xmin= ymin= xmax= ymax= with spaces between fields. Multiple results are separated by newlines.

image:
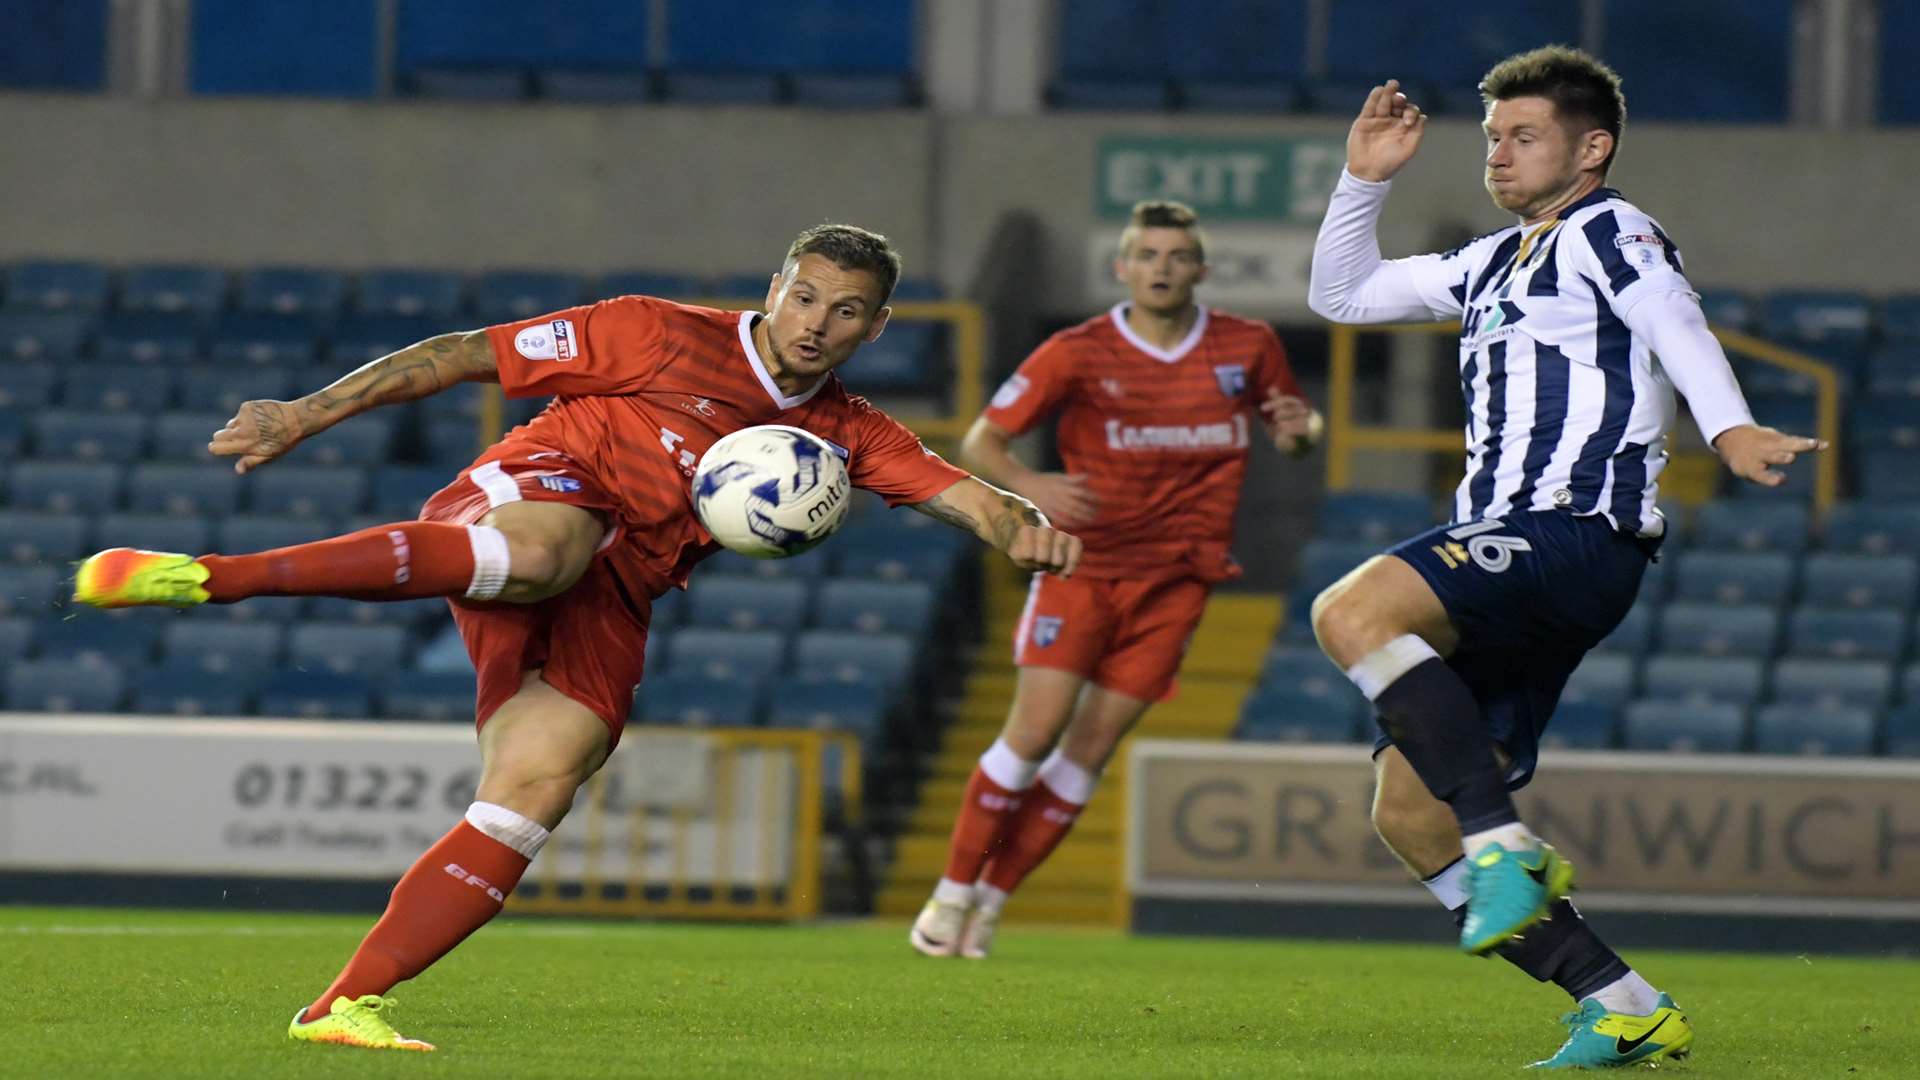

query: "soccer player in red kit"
xmin=910 ymin=202 xmax=1322 ymax=959
xmin=72 ymin=225 xmax=1081 ymax=1051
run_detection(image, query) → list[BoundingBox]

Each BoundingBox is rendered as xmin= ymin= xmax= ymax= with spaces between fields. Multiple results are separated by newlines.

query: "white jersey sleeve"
xmin=1310 ymin=170 xmax=1506 ymax=324
xmin=1562 ymin=202 xmax=1694 ymax=317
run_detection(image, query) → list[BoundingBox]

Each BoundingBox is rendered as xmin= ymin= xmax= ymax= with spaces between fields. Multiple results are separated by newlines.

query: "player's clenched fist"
xmin=210 ymin=399 xmax=306 ymax=475
xmin=1006 ymin=523 xmax=1083 ymax=579
xmin=1346 ymin=79 xmax=1426 ymax=183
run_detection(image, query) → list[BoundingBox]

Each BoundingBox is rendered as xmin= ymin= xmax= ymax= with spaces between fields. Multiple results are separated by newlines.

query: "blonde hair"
xmin=1118 ymin=200 xmax=1207 ymax=261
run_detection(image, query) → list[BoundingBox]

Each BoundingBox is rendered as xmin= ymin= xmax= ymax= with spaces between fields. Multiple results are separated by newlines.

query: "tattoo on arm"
xmin=912 ymin=492 xmax=981 ymax=535
xmin=913 ymin=483 xmax=1043 ymax=550
xmin=295 ymin=330 xmax=495 ymax=431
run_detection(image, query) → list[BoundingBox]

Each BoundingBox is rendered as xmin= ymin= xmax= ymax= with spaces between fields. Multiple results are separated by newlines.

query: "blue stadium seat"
xmin=207 ymin=595 xmax=309 ymax=625
xmin=1325 ymin=0 xmax=1574 ymax=104
xmin=129 ymin=665 xmax=259 ymax=716
xmin=1296 ymin=538 xmax=1378 ymax=597
xmin=0 ymin=616 xmax=33 ymax=662
xmin=659 ymin=71 xmax=781 ymax=105
xmin=237 ymin=267 xmax=348 ymax=317
xmin=1865 ymin=344 xmax=1920 ymax=397
xmin=306 ymin=596 xmax=444 ymax=629
xmin=598 ymin=271 xmax=702 ymax=301
xmin=0 ymin=511 xmax=88 ymax=563
xmin=177 ymin=365 xmax=292 ymax=414
xmin=0 ymin=310 xmax=92 ymax=360
xmin=1641 ymin=656 xmax=1765 ymax=707
xmin=1694 ymin=288 xmax=1752 ymax=331
xmin=246 ymin=466 xmax=369 ymax=518
xmin=813 ymin=579 xmax=933 ymax=635
xmin=1822 ymin=502 xmax=1920 ymax=555
xmin=1857 ymin=450 xmax=1920 ymax=502
xmin=149 ymin=413 xmax=229 ymax=462
xmin=699 ymin=546 xmax=830 ymax=582
xmin=1050 ymin=0 xmax=1170 ymax=109
xmin=5 ymin=260 xmax=110 ymax=310
xmin=1594 ymin=601 xmax=1658 ymax=656
xmin=421 ymin=381 xmax=487 ymax=421
xmin=353 ymin=269 xmax=464 ymax=319
xmin=36 ymin=610 xmax=163 ymax=667
xmin=1670 ymin=551 xmax=1794 ymax=606
xmin=1317 ymin=492 xmax=1435 ymax=544
xmin=30 ymin=410 xmax=147 ymax=462
xmin=665 ymin=0 xmax=911 ymax=77
xmin=397 ymin=0 xmax=648 ymax=74
xmin=190 ymin=0 xmax=378 ymax=96
xmin=289 ymin=623 xmax=410 ymax=675
xmin=830 ymin=534 xmax=961 ymax=586
xmin=1785 ymin=608 xmax=1908 ymax=662
xmin=1621 ymin=700 xmax=1748 ymax=753
xmin=634 ymin=671 xmax=764 ymax=728
xmin=792 ymin=630 xmax=916 ymax=692
xmin=327 ymin=314 xmax=455 ymax=365
xmin=1539 ymin=701 xmax=1619 ymax=750
xmin=376 ymin=671 xmax=475 ymax=722
xmin=1759 ymin=289 xmax=1875 ymax=353
xmin=1237 ymin=687 xmax=1365 ymax=744
xmin=1259 ymin=645 xmax=1341 ymax=685
xmin=119 ymin=264 xmax=227 ymax=314
xmin=7 ymin=461 xmax=122 ymax=514
xmin=1884 ymin=705 xmax=1920 ymax=758
xmin=690 ymin=577 xmax=811 ymax=632
xmin=537 ymin=70 xmax=655 ymax=103
xmin=845 ymin=321 xmax=941 ymax=392
xmin=126 ymin=463 xmax=240 ymax=516
xmin=207 ymin=312 xmax=319 ymax=366
xmin=666 ymin=628 xmax=788 ymax=680
xmin=423 ymin=417 xmax=483 ymax=466
xmin=4 ymin=659 xmax=125 ymax=713
xmin=1169 ymin=1 xmax=1308 ymax=111
xmin=790 ymin=72 xmax=917 ymax=108
xmin=216 ymin=515 xmax=338 ymax=553
xmin=0 ymin=362 xmax=58 ymax=410
xmin=1769 ymin=659 xmax=1894 ymax=709
xmin=1658 ymin=603 xmax=1779 ymax=658
xmin=1800 ymin=553 xmax=1917 ymax=611
xmin=1852 ymin=398 xmax=1920 ymax=451
xmin=0 ymin=565 xmax=61 ymax=614
xmin=369 ymin=465 xmax=450 ymax=517
xmin=1883 ymin=295 xmax=1920 ymax=341
xmin=0 ymin=410 xmax=20 ymax=459
xmin=57 ymin=364 xmax=176 ymax=413
xmin=94 ymin=513 xmax=211 ymax=556
xmin=764 ymin=678 xmax=887 ymax=739
xmin=1883 ymin=0 xmax=1920 ymax=124
xmin=95 ymin=311 xmax=204 ymax=365
xmin=257 ymin=670 xmax=373 ymax=719
xmin=1634 ymin=553 xmax=1675 ymax=605
xmin=1751 ymin=703 xmax=1875 ymax=756
xmin=1691 ymin=500 xmax=1809 ymax=553
xmin=472 ymin=271 xmax=586 ymax=322
xmin=1603 ymin=0 xmax=1792 ymax=121
xmin=1560 ymin=653 xmax=1637 ymax=706
xmin=298 ymin=416 xmax=394 ymax=467
xmin=162 ymin=620 xmax=286 ymax=672
xmin=888 ymin=278 xmax=943 ymax=301
xmin=709 ymin=274 xmax=776 ymax=300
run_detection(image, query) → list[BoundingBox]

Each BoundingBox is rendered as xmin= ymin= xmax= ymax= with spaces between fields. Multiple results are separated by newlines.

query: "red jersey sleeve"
xmin=1249 ymin=323 xmax=1306 ymax=407
xmin=484 ymin=295 xmax=670 ymax=399
xmin=841 ymin=395 xmax=969 ymax=507
xmin=981 ymin=336 xmax=1076 ymax=436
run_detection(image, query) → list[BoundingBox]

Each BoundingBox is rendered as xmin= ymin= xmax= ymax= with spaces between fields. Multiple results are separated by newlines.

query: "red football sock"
xmin=981 ymin=780 xmax=1086 ymax=895
xmin=939 ymin=765 xmax=1028 ymax=886
xmin=199 ymin=521 xmax=481 ymax=603
xmin=304 ymin=820 xmax=529 ymax=1019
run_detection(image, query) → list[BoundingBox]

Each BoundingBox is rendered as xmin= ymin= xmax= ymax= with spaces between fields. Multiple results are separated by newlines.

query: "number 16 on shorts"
xmin=1430 ymin=520 xmax=1533 ymax=574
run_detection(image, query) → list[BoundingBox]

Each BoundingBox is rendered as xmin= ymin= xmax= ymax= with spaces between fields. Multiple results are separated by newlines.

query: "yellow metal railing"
xmin=1325 ymin=322 xmax=1843 ymax=515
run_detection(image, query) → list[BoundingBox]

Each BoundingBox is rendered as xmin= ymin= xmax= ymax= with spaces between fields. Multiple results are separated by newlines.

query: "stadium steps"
xmin=878 ymin=557 xmax=1281 ymax=925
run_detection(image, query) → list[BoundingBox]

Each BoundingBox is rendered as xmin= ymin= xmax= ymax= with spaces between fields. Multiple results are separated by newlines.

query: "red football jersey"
xmin=481 ymin=296 xmax=967 ymax=593
xmin=983 ymin=304 xmax=1303 ymax=581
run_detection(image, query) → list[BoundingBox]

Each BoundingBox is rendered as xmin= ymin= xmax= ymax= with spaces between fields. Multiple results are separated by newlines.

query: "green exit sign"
xmin=1095 ymin=135 xmax=1346 ymax=223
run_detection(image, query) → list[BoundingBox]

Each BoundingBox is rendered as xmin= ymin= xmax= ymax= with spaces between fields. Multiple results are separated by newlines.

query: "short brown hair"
xmin=1480 ymin=45 xmax=1627 ymax=174
xmin=783 ymin=223 xmax=902 ymax=305
xmin=1119 ymin=200 xmax=1207 ymax=261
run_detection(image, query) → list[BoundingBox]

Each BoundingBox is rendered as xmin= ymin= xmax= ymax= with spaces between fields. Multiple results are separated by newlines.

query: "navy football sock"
xmin=1455 ymin=899 xmax=1630 ymax=1001
xmin=1366 ymin=655 xmax=1518 ymax=835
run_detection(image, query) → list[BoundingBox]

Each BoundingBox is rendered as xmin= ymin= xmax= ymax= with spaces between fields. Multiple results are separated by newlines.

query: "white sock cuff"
xmin=979 ymin=738 xmax=1040 ymax=791
xmin=1421 ymin=857 xmax=1470 ymax=911
xmin=1344 ymin=633 xmax=1440 ymax=701
xmin=465 ymin=801 xmax=550 ymax=859
xmin=465 ymin=525 xmax=511 ymax=601
xmin=932 ymin=878 xmax=975 ymax=906
xmin=1037 ymin=750 xmax=1097 ymax=805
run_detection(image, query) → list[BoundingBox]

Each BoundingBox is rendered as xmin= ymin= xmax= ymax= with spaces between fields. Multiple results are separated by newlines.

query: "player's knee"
xmin=1310 ymin=581 xmax=1366 ymax=659
xmin=475 ymin=771 xmax=586 ymax=829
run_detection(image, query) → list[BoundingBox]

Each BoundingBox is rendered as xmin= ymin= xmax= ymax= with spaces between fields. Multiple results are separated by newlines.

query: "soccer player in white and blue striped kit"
xmin=1307 ymin=47 xmax=1824 ymax=1069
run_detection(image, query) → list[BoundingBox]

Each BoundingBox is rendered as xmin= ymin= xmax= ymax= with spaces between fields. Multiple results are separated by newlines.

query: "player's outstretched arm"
xmin=911 ymin=477 xmax=1083 ymax=578
xmin=210 ymin=329 xmax=499 ymax=474
xmin=958 ymin=416 xmax=1098 ymax=528
xmin=1345 ymin=79 xmax=1427 ymax=183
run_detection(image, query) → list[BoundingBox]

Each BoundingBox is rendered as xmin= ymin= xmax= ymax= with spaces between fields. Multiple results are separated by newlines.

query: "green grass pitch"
xmin=6 ymin=905 xmax=1912 ymax=1078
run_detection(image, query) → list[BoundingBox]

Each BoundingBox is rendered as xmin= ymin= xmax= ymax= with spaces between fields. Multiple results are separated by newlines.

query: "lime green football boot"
xmin=1529 ymin=993 xmax=1693 ymax=1069
xmin=288 ymin=994 xmax=435 ymax=1052
xmin=1459 ymin=841 xmax=1575 ymax=955
xmin=72 ymin=548 xmax=209 ymax=608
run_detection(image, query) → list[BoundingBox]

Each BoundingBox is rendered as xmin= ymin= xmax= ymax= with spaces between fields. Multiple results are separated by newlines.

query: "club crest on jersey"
xmin=515 ymin=318 xmax=577 ymax=362
xmin=538 ymin=474 xmax=582 ymax=493
xmin=1213 ymin=363 xmax=1247 ymax=398
xmin=1032 ymin=616 xmax=1063 ymax=647
xmin=1100 ymin=377 xmax=1125 ymax=398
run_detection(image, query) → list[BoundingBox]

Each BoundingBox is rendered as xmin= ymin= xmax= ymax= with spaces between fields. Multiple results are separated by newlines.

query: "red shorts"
xmin=1011 ymin=572 xmax=1210 ymax=701
xmin=418 ymin=445 xmax=649 ymax=746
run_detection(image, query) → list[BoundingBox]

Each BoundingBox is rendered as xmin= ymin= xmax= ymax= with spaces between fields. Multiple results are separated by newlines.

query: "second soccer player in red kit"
xmin=911 ymin=201 xmax=1324 ymax=959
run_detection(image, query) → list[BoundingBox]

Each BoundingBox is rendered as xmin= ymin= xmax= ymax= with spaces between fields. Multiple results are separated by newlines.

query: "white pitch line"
xmin=2 ymin=922 xmax=663 ymax=939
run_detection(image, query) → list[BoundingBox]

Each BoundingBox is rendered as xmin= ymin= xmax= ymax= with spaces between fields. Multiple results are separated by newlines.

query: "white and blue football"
xmin=692 ymin=424 xmax=851 ymax=558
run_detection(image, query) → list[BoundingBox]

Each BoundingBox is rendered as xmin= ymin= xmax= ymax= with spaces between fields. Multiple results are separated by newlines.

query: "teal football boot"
xmin=1529 ymin=993 xmax=1693 ymax=1069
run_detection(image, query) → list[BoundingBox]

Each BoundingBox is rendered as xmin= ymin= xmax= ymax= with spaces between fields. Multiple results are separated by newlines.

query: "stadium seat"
xmin=1593 ymin=601 xmax=1658 ymax=657
xmin=125 ymin=463 xmax=240 ymax=516
xmin=1694 ymin=288 xmax=1752 ymax=331
xmin=177 ymin=365 xmax=292 ymax=415
xmin=1237 ymin=687 xmax=1366 ymax=744
xmin=1865 ymin=344 xmax=1920 ymax=397
xmin=1759 ymin=289 xmax=1875 ymax=353
xmin=658 ymin=70 xmax=782 ymax=104
xmin=1634 ymin=553 xmax=1675 ymax=604
xmin=1171 ymin=1 xmax=1307 ymax=111
xmin=1296 ymin=539 xmax=1379 ymax=598
xmin=1883 ymin=295 xmax=1920 ymax=341
xmin=1539 ymin=701 xmax=1619 ymax=750
xmin=1621 ymin=700 xmax=1748 ymax=753
xmin=298 ymin=416 xmax=394 ymax=467
xmin=288 ymin=623 xmax=409 ymax=675
xmin=0 ymin=309 xmax=92 ymax=360
xmin=7 ymin=462 xmax=123 ymax=514
xmin=0 ymin=410 xmax=20 ymax=459
xmin=1657 ymin=603 xmax=1779 ymax=658
xmin=376 ymin=671 xmax=475 ymax=722
xmin=119 ymin=264 xmax=227 ymax=314
xmin=403 ymin=66 xmax=530 ymax=99
xmin=94 ymin=513 xmax=211 ymax=557
xmin=597 ymin=271 xmax=702 ymax=302
xmin=698 ymin=547 xmax=830 ymax=582
xmin=423 ymin=416 xmax=484 ymax=465
xmin=1560 ymin=653 xmax=1638 ymax=706
xmin=327 ymin=314 xmax=454 ymax=365
xmin=1851 ymin=398 xmax=1920 ymax=451
xmin=472 ymin=271 xmax=586 ymax=322
xmin=1690 ymin=500 xmax=1809 ymax=553
xmin=353 ymin=269 xmax=464 ymax=319
xmin=764 ymin=677 xmax=887 ymax=739
xmin=368 ymin=465 xmax=449 ymax=517
xmin=1784 ymin=608 xmax=1907 ymax=662
xmin=95 ymin=311 xmax=205 ymax=365
xmin=792 ymin=630 xmax=916 ymax=693
xmin=246 ymin=465 xmax=369 ymax=518
xmin=1750 ymin=703 xmax=1875 ymax=756
xmin=634 ymin=670 xmax=765 ymax=728
xmin=30 ymin=410 xmax=147 ymax=462
xmin=205 ymin=595 xmax=308 ymax=625
xmin=666 ymin=628 xmax=788 ymax=680
xmin=1640 ymin=656 xmax=1765 ymax=706
xmin=537 ymin=70 xmax=656 ymax=103
xmin=190 ymin=1 xmax=378 ymax=96
xmin=35 ymin=610 xmax=164 ymax=667
xmin=1316 ymin=492 xmax=1435 ymax=544
xmin=1799 ymin=553 xmax=1917 ymax=611
xmin=216 ymin=515 xmax=339 ymax=554
xmin=0 ymin=362 xmax=58 ymax=410
xmin=0 ymin=511 xmax=89 ymax=563
xmin=57 ymin=363 xmax=176 ymax=413
xmin=688 ymin=576 xmax=810 ymax=632
xmin=1857 ymin=450 xmax=1920 ymax=502
xmin=4 ymin=659 xmax=125 ymax=713
xmin=1769 ymin=659 xmax=1894 ymax=709
xmin=237 ymin=267 xmax=348 ymax=317
xmin=207 ymin=312 xmax=320 ymax=366
xmin=1883 ymin=705 xmax=1920 ymax=758
xmin=129 ymin=665 xmax=259 ymax=716
xmin=790 ymin=72 xmax=917 ymax=108
xmin=307 ymin=596 xmax=445 ymax=630
xmin=256 ymin=669 xmax=373 ymax=719
xmin=844 ymin=321 xmax=941 ymax=392
xmin=0 ymin=565 xmax=61 ymax=614
xmin=1670 ymin=551 xmax=1794 ymax=606
xmin=149 ymin=413 xmax=230 ymax=462
xmin=3 ymin=260 xmax=111 ymax=310
xmin=1607 ymin=0 xmax=1792 ymax=120
xmin=1049 ymin=0 xmax=1171 ymax=108
xmin=0 ymin=616 xmax=33 ymax=662
xmin=162 ymin=620 xmax=286 ymax=672
xmin=1821 ymin=502 xmax=1920 ymax=555
xmin=813 ymin=580 xmax=933 ymax=635
xmin=830 ymin=534 xmax=961 ymax=586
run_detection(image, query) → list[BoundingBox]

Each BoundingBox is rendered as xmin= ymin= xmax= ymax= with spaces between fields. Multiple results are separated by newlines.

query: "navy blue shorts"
xmin=1370 ymin=509 xmax=1656 ymax=789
